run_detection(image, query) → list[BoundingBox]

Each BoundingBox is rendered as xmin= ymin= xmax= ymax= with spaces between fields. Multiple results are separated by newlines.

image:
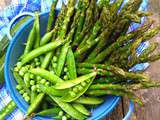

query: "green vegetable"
xmin=47 ymin=0 xmax=58 ymax=32
xmin=50 ymin=96 xmax=87 ymax=120
xmin=30 ymin=68 xmax=63 ymax=83
xmin=36 ymin=107 xmax=61 ymax=116
xmin=54 ymin=72 xmax=96 ymax=89
xmin=21 ymin=40 xmax=64 ymax=66
xmin=59 ymin=78 xmax=94 ymax=102
xmin=75 ymin=97 xmax=104 ymax=105
xmin=72 ymin=103 xmax=90 ymax=116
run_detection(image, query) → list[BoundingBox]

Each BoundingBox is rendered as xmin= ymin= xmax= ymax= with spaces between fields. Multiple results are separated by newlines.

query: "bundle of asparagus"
xmin=11 ymin=0 xmax=160 ymax=119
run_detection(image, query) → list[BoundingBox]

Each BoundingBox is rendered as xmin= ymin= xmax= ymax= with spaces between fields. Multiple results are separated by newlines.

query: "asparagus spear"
xmin=58 ymin=0 xmax=76 ymax=40
xmin=86 ymin=89 xmax=143 ymax=105
xmin=46 ymin=0 xmax=58 ymax=32
xmin=71 ymin=0 xmax=89 ymax=47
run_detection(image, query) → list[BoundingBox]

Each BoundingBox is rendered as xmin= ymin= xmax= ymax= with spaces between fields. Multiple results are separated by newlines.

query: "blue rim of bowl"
xmin=5 ymin=12 xmax=121 ymax=120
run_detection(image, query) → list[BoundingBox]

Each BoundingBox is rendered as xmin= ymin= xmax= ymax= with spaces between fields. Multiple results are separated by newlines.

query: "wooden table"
xmin=0 ymin=0 xmax=160 ymax=120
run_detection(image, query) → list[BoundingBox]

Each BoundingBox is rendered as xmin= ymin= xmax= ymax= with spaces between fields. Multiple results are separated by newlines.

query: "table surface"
xmin=0 ymin=0 xmax=160 ymax=120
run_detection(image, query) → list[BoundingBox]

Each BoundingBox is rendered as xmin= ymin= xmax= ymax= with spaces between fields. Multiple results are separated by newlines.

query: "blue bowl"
xmin=5 ymin=12 xmax=121 ymax=120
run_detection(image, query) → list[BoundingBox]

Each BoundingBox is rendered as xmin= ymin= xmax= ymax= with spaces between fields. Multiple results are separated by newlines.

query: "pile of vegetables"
xmin=1 ymin=0 xmax=160 ymax=119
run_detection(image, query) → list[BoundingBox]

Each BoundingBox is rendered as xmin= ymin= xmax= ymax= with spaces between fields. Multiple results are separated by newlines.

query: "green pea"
xmin=23 ymin=93 xmax=28 ymax=98
xmin=77 ymin=85 xmax=83 ymax=91
xmin=37 ymin=89 xmax=41 ymax=92
xmin=19 ymin=70 xmax=25 ymax=76
xmin=14 ymin=67 xmax=19 ymax=72
xmin=8 ymin=103 xmax=14 ymax=110
xmin=36 ymin=62 xmax=40 ymax=66
xmin=36 ymin=76 xmax=42 ymax=81
xmin=30 ymin=80 xmax=35 ymax=85
xmin=40 ymin=79 xmax=46 ymax=84
xmin=45 ymin=82 xmax=50 ymax=86
xmin=58 ymin=111 xmax=64 ymax=117
xmin=73 ymin=87 xmax=78 ymax=93
xmin=63 ymin=75 xmax=68 ymax=80
xmin=30 ymin=74 xmax=34 ymax=79
xmin=70 ymin=91 xmax=76 ymax=97
xmin=52 ymin=63 xmax=57 ymax=68
xmin=31 ymin=85 xmax=37 ymax=91
xmin=81 ymin=81 xmax=87 ymax=87
xmin=53 ymin=56 xmax=57 ymax=62
xmin=34 ymin=58 xmax=39 ymax=62
xmin=16 ymin=62 xmax=22 ymax=69
xmin=5 ymin=108 xmax=10 ymax=113
xmin=25 ymin=65 xmax=31 ymax=69
xmin=19 ymin=90 xmax=24 ymax=94
xmin=36 ymin=84 xmax=40 ymax=89
xmin=62 ymin=116 xmax=67 ymax=120
xmin=16 ymin=85 xmax=22 ymax=90
xmin=21 ymin=67 xmax=27 ymax=73
xmin=64 ymin=67 xmax=68 ymax=72
xmin=25 ymin=96 xmax=30 ymax=102
xmin=24 ymin=73 xmax=30 ymax=81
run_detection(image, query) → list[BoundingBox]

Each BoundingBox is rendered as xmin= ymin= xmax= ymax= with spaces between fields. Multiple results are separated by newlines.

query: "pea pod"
xmin=23 ymin=19 xmax=36 ymax=55
xmin=75 ymin=97 xmax=104 ymax=105
xmin=30 ymin=68 xmax=63 ymax=83
xmin=72 ymin=103 xmax=90 ymax=116
xmin=31 ymin=91 xmax=37 ymax=103
xmin=36 ymin=107 xmax=61 ymax=116
xmin=66 ymin=47 xmax=77 ymax=79
xmin=39 ymin=85 xmax=65 ymax=97
xmin=26 ymin=93 xmax=44 ymax=116
xmin=59 ymin=78 xmax=94 ymax=102
xmin=41 ymin=52 xmax=53 ymax=69
xmin=34 ymin=13 xmax=41 ymax=48
xmin=40 ymin=30 xmax=55 ymax=46
xmin=21 ymin=40 xmax=64 ymax=66
xmin=54 ymin=72 xmax=97 ymax=89
xmin=50 ymin=96 xmax=87 ymax=120
xmin=56 ymin=43 xmax=70 ymax=76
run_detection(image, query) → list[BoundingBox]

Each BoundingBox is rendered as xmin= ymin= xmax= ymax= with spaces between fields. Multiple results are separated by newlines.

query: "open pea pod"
xmin=54 ymin=72 xmax=97 ymax=89
xmin=59 ymin=77 xmax=94 ymax=102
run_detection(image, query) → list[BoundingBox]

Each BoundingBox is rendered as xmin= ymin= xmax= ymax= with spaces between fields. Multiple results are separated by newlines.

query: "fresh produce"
xmin=11 ymin=0 xmax=160 ymax=120
xmin=0 ymin=101 xmax=16 ymax=120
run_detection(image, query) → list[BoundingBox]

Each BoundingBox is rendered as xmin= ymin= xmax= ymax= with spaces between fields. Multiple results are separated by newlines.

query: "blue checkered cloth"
xmin=0 ymin=0 xmax=149 ymax=119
